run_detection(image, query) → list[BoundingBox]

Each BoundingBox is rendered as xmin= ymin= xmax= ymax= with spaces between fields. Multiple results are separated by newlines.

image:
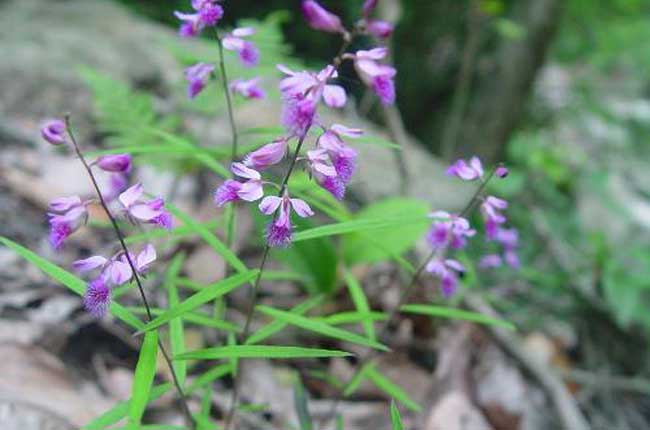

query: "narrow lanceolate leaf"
xmin=390 ymin=400 xmax=404 ymax=430
xmin=343 ymin=363 xmax=373 ymax=397
xmin=318 ymin=311 xmax=387 ymax=326
xmin=256 ymin=306 xmax=389 ymax=352
xmin=83 ymin=383 xmax=172 ymax=430
xmin=0 ymin=236 xmax=144 ymax=330
xmin=246 ymin=296 xmax=323 ymax=345
xmin=166 ymin=203 xmax=248 ymax=273
xmin=166 ymin=254 xmax=187 ymax=387
xmin=293 ymin=215 xmax=429 ymax=242
xmin=128 ymin=331 xmax=160 ymax=426
xmin=293 ymin=375 xmax=313 ymax=430
xmin=138 ymin=271 xmax=257 ymax=333
xmin=365 ymin=364 xmax=422 ymax=412
xmin=187 ymin=363 xmax=233 ymax=393
xmin=129 ymin=307 xmax=240 ymax=333
xmin=400 ymin=304 xmax=516 ymax=331
xmin=344 ymin=269 xmax=376 ymax=342
xmin=175 ymin=345 xmax=352 ymax=361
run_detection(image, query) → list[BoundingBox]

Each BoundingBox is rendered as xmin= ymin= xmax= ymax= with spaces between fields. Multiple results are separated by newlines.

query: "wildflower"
xmin=282 ymin=92 xmax=320 ymax=137
xmin=480 ymin=196 xmax=508 ymax=239
xmin=446 ymin=156 xmax=484 ymax=181
xmin=174 ymin=0 xmax=223 ymax=37
xmin=318 ymin=124 xmax=361 ymax=183
xmin=306 ymin=148 xmax=345 ymax=200
xmin=230 ymin=78 xmax=265 ymax=99
xmin=426 ymin=258 xmax=465 ymax=297
xmin=119 ymin=183 xmax=173 ymax=229
xmin=103 ymin=173 xmax=130 ymax=202
xmin=244 ymin=138 xmax=287 ymax=170
xmin=214 ymin=163 xmax=265 ymax=206
xmin=184 ymin=63 xmax=214 ymax=99
xmin=175 ymin=11 xmax=202 ymax=37
xmin=95 ymin=154 xmax=131 ymax=173
xmin=362 ymin=0 xmax=378 ymax=16
xmin=351 ymin=48 xmax=396 ymax=105
xmin=479 ymin=254 xmax=502 ymax=269
xmin=41 ymin=119 xmax=67 ymax=145
xmin=427 ymin=211 xmax=476 ymax=250
xmin=366 ymin=20 xmax=393 ymax=39
xmin=47 ymin=198 xmax=88 ymax=250
xmin=301 ymin=0 xmax=344 ymax=34
xmin=259 ymin=192 xmax=314 ymax=247
xmin=496 ymin=228 xmax=520 ymax=269
xmin=222 ymin=28 xmax=259 ymax=67
xmin=496 ymin=166 xmax=509 ymax=178
xmin=84 ymin=278 xmax=111 ymax=317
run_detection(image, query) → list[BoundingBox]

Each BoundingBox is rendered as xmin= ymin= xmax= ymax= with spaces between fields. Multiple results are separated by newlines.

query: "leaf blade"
xmin=128 ymin=331 xmax=160 ymax=426
xmin=400 ymin=304 xmax=516 ymax=331
xmin=175 ymin=345 xmax=352 ymax=360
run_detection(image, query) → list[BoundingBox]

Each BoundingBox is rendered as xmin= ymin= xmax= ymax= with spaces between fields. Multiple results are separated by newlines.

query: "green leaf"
xmin=167 ymin=203 xmax=248 ymax=274
xmin=246 ymin=296 xmax=323 ymax=345
xmin=124 ymin=221 xmax=221 ymax=245
xmin=293 ymin=375 xmax=313 ymax=430
xmin=365 ymin=364 xmax=421 ymax=412
xmin=187 ymin=363 xmax=234 ymax=393
xmin=400 ymin=304 xmax=516 ymax=330
xmin=390 ymin=400 xmax=404 ymax=430
xmin=129 ymin=307 xmax=240 ymax=333
xmin=175 ymin=345 xmax=352 ymax=360
xmin=0 ymin=237 xmax=144 ymax=330
xmin=256 ymin=306 xmax=389 ymax=352
xmin=294 ymin=214 xmax=428 ymax=242
xmin=343 ymin=363 xmax=373 ymax=397
xmin=166 ymin=254 xmax=187 ymax=387
xmin=344 ymin=269 xmax=376 ymax=341
xmin=128 ymin=331 xmax=159 ymax=426
xmin=318 ymin=311 xmax=387 ymax=326
xmin=342 ymin=198 xmax=430 ymax=265
xmin=138 ymin=271 xmax=258 ymax=333
xmin=83 ymin=384 xmax=172 ymax=430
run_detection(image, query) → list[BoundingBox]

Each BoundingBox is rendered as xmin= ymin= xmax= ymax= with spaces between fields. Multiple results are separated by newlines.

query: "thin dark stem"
xmin=223 ymin=32 xmax=355 ymax=429
xmin=64 ymin=116 xmax=195 ymax=430
xmin=317 ymin=168 xmax=498 ymax=428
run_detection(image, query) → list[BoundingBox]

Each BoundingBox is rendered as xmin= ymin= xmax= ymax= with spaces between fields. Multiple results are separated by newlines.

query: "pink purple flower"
xmin=446 ymin=157 xmax=484 ymax=181
xmin=118 ymin=184 xmax=173 ymax=229
xmin=367 ymin=20 xmax=393 ymax=39
xmin=214 ymin=163 xmax=265 ymax=206
xmin=351 ymin=48 xmax=396 ymax=105
xmin=174 ymin=0 xmax=223 ymax=37
xmin=479 ymin=254 xmax=503 ymax=269
xmin=243 ymin=138 xmax=287 ymax=170
xmin=426 ymin=258 xmax=465 ymax=297
xmin=84 ymin=278 xmax=111 ymax=317
xmin=362 ymin=0 xmax=378 ymax=16
xmin=301 ymin=0 xmax=344 ymax=33
xmin=427 ymin=211 xmax=476 ymax=250
xmin=184 ymin=63 xmax=214 ymax=99
xmin=47 ymin=197 xmax=88 ymax=250
xmin=259 ymin=192 xmax=314 ymax=247
xmin=318 ymin=124 xmax=361 ymax=183
xmin=496 ymin=166 xmax=509 ymax=178
xmin=222 ymin=28 xmax=259 ymax=67
xmin=230 ymin=78 xmax=265 ymax=99
xmin=481 ymin=196 xmax=508 ymax=239
xmin=95 ymin=154 xmax=131 ymax=173
xmin=41 ymin=119 xmax=67 ymax=145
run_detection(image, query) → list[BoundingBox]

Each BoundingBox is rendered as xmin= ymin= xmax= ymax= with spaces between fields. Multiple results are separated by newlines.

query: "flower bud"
xmin=496 ymin=166 xmax=509 ymax=178
xmin=41 ymin=119 xmax=67 ymax=145
xmin=96 ymin=154 xmax=132 ymax=172
xmin=301 ymin=0 xmax=343 ymax=33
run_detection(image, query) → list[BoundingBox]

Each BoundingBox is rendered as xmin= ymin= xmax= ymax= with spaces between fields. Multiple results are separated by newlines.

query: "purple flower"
xmin=282 ymin=92 xmax=319 ymax=137
xmin=223 ymin=28 xmax=259 ymax=67
xmin=95 ymin=154 xmax=131 ymax=173
xmin=427 ymin=211 xmax=476 ymax=250
xmin=118 ymin=183 xmax=173 ymax=229
xmin=318 ymin=124 xmax=361 ymax=184
xmin=496 ymin=166 xmax=509 ymax=178
xmin=306 ymin=148 xmax=346 ymax=200
xmin=41 ymin=119 xmax=67 ymax=145
xmin=244 ymin=138 xmax=287 ymax=170
xmin=134 ymin=244 xmax=157 ymax=274
xmin=84 ymin=278 xmax=111 ymax=317
xmin=214 ymin=163 xmax=265 ymax=207
xmin=481 ymin=196 xmax=508 ymax=240
xmin=47 ymin=200 xmax=88 ymax=250
xmin=352 ymin=48 xmax=396 ymax=105
xmin=184 ymin=63 xmax=214 ymax=99
xmin=174 ymin=0 xmax=223 ymax=37
xmin=504 ymin=250 xmax=520 ymax=269
xmin=446 ymin=157 xmax=484 ymax=181
xmin=174 ymin=11 xmax=202 ymax=37
xmin=362 ymin=0 xmax=378 ymax=16
xmin=367 ymin=20 xmax=394 ymax=39
xmin=301 ymin=0 xmax=344 ymax=33
xmin=259 ymin=193 xmax=314 ymax=247
xmin=230 ymin=78 xmax=265 ymax=99
xmin=73 ymin=255 xmax=108 ymax=272
xmin=479 ymin=254 xmax=503 ymax=269
xmin=198 ymin=3 xmax=223 ymax=26
xmin=426 ymin=258 xmax=465 ymax=297
xmin=102 ymin=173 xmax=130 ymax=202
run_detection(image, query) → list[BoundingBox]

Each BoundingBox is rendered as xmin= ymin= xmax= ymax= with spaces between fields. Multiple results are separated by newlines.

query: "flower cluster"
xmin=177 ymin=0 xmax=397 ymax=247
xmin=41 ymin=119 xmax=172 ymax=316
xmin=176 ymin=1 xmax=264 ymax=101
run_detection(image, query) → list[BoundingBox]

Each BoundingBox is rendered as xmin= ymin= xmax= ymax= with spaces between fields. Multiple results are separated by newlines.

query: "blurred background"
xmin=1 ymin=0 xmax=650 ymax=429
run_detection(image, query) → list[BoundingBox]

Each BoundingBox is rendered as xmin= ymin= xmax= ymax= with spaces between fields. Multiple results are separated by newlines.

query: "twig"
xmin=64 ymin=116 xmax=196 ymax=430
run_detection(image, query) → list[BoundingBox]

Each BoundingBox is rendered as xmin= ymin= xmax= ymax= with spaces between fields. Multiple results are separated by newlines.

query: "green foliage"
xmin=175 ymin=345 xmax=352 ymax=361
xmin=128 ymin=330 xmax=159 ymax=427
xmin=166 ymin=254 xmax=187 ymax=387
xmin=246 ymin=296 xmax=324 ymax=345
xmin=293 ymin=375 xmax=313 ymax=430
xmin=344 ymin=269 xmax=376 ymax=341
xmin=390 ymin=400 xmax=404 ymax=430
xmin=400 ymin=304 xmax=516 ymax=330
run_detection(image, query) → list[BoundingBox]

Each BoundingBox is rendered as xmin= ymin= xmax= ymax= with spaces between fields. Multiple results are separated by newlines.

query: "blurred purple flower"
xmin=41 ymin=119 xmax=67 ymax=145
xmin=184 ymin=63 xmax=214 ymax=99
xmin=223 ymin=28 xmax=259 ymax=67
xmin=301 ymin=0 xmax=344 ymax=33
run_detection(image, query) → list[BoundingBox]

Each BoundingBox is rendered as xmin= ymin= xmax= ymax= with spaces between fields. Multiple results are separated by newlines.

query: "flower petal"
xmin=259 ymin=196 xmax=282 ymax=215
xmin=290 ymin=198 xmax=314 ymax=217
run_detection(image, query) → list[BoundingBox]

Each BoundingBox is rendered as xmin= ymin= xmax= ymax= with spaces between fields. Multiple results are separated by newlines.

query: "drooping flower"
xmin=184 ymin=63 xmax=214 ymax=99
xmin=84 ymin=278 xmax=111 ymax=317
xmin=95 ymin=154 xmax=132 ymax=173
xmin=318 ymin=124 xmax=361 ymax=184
xmin=426 ymin=258 xmax=465 ymax=297
xmin=41 ymin=119 xmax=67 ymax=145
xmin=222 ymin=28 xmax=259 ymax=67
xmin=301 ymin=0 xmax=344 ymax=33
xmin=427 ymin=211 xmax=476 ymax=250
xmin=243 ymin=138 xmax=287 ymax=170
xmin=306 ymin=148 xmax=345 ymax=200
xmin=230 ymin=78 xmax=265 ymax=100
xmin=174 ymin=0 xmax=223 ymax=37
xmin=214 ymin=163 xmax=265 ymax=206
xmin=446 ymin=157 xmax=484 ymax=181
xmin=118 ymin=184 xmax=173 ymax=229
xmin=481 ymin=196 xmax=508 ymax=239
xmin=366 ymin=20 xmax=394 ymax=39
xmin=103 ymin=172 xmax=130 ymax=202
xmin=47 ymin=197 xmax=88 ymax=250
xmin=496 ymin=166 xmax=509 ymax=178
xmin=259 ymin=192 xmax=314 ymax=247
xmin=496 ymin=228 xmax=520 ymax=269
xmin=350 ymin=48 xmax=396 ymax=105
